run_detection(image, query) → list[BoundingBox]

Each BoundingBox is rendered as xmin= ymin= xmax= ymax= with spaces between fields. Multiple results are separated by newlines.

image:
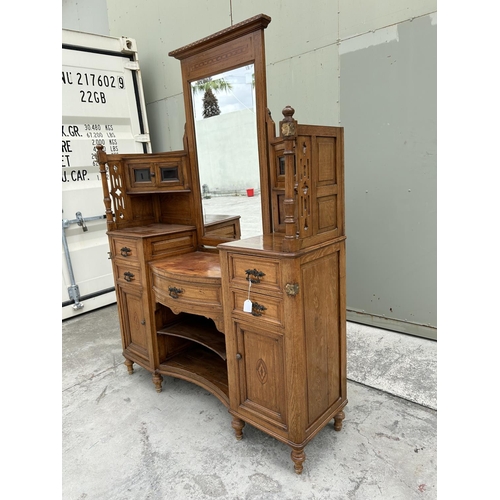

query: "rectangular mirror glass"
xmin=190 ymin=64 xmax=262 ymax=239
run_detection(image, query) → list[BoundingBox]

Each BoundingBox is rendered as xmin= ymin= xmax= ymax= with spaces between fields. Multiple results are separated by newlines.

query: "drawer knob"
xmin=120 ymin=247 xmax=132 ymax=257
xmin=251 ymin=301 xmax=267 ymax=317
xmin=236 ymin=353 xmax=242 ymax=360
xmin=245 ymin=268 xmax=266 ymax=284
xmin=123 ymin=271 xmax=135 ymax=282
xmin=168 ymin=286 xmax=183 ymax=299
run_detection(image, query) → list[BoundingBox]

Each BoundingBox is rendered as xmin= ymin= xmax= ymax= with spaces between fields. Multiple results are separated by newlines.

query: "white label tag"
xmin=243 ymin=299 xmax=253 ymax=313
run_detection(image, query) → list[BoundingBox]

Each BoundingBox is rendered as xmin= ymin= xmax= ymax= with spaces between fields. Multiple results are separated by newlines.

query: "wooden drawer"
xmin=230 ymin=289 xmax=284 ymax=328
xmin=227 ymin=254 xmax=281 ymax=293
xmin=152 ymin=275 xmax=221 ymax=309
xmin=110 ymin=237 xmax=140 ymax=262
xmin=114 ymin=261 xmax=142 ymax=286
xmin=149 ymin=231 xmax=196 ymax=260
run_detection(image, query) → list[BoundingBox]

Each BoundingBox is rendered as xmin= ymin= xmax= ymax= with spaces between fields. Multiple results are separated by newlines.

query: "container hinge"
xmin=120 ymin=37 xmax=137 ymax=54
xmin=124 ymin=61 xmax=140 ymax=71
xmin=67 ymin=284 xmax=84 ymax=310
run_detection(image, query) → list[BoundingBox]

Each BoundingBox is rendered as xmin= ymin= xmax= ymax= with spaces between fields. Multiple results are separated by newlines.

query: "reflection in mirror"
xmin=190 ymin=64 xmax=262 ymax=239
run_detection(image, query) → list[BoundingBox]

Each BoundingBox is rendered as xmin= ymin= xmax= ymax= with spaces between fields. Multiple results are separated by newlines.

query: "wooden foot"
xmin=291 ymin=448 xmax=306 ymax=474
xmin=152 ymin=370 xmax=163 ymax=393
xmin=333 ymin=410 xmax=345 ymax=431
xmin=124 ymin=359 xmax=134 ymax=374
xmin=231 ymin=417 xmax=245 ymax=440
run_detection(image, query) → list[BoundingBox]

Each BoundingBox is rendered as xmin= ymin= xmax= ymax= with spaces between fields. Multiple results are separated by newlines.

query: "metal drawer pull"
xmin=120 ymin=247 xmax=132 ymax=257
xmin=168 ymin=286 xmax=183 ymax=299
xmin=123 ymin=271 xmax=135 ymax=282
xmin=245 ymin=268 xmax=266 ymax=284
xmin=251 ymin=301 xmax=267 ymax=317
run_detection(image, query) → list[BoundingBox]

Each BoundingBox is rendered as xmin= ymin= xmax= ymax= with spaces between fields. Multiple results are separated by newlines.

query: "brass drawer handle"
xmin=245 ymin=268 xmax=266 ymax=284
xmin=251 ymin=301 xmax=267 ymax=317
xmin=123 ymin=271 xmax=135 ymax=282
xmin=168 ymin=286 xmax=183 ymax=299
xmin=120 ymin=246 xmax=132 ymax=257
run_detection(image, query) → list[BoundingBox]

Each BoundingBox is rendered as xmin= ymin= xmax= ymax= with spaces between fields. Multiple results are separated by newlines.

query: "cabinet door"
xmin=116 ymin=283 xmax=151 ymax=365
xmin=233 ymin=322 xmax=287 ymax=430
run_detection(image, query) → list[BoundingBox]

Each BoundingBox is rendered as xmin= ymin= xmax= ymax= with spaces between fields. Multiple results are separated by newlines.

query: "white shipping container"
xmin=62 ymin=29 xmax=151 ymax=320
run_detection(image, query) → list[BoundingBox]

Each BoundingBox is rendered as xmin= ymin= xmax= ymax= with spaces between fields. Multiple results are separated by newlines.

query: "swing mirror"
xmin=169 ymin=14 xmax=272 ymax=245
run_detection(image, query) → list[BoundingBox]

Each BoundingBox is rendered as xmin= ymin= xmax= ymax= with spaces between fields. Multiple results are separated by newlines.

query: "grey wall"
xmin=340 ymin=14 xmax=437 ymax=338
xmin=62 ymin=0 xmax=437 ymax=339
xmin=62 ymin=0 xmax=109 ymax=35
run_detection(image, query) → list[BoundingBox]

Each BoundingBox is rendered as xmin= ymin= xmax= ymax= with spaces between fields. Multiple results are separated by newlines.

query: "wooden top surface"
xmin=150 ymin=251 xmax=221 ymax=280
xmin=218 ymin=233 xmax=347 ymax=255
xmin=109 ymin=224 xmax=196 ymax=238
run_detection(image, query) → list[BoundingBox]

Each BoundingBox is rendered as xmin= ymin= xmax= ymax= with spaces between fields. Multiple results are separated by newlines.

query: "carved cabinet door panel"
xmin=116 ymin=283 xmax=150 ymax=366
xmin=233 ymin=322 xmax=287 ymax=430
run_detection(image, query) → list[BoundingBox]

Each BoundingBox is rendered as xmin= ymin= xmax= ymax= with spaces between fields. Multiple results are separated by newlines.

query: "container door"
xmin=62 ymin=33 xmax=150 ymax=319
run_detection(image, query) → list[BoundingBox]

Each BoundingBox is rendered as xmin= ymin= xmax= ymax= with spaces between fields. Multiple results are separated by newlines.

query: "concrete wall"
xmin=340 ymin=12 xmax=437 ymax=338
xmin=62 ymin=0 xmax=109 ymax=35
xmin=63 ymin=0 xmax=437 ymax=339
xmin=196 ymin=109 xmax=260 ymax=194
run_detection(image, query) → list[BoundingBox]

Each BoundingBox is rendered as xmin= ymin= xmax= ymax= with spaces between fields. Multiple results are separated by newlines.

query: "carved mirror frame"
xmin=169 ymin=14 xmax=272 ymax=247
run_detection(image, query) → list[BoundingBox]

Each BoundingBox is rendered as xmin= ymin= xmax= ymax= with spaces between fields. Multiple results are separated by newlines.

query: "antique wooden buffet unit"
xmin=96 ymin=14 xmax=347 ymax=474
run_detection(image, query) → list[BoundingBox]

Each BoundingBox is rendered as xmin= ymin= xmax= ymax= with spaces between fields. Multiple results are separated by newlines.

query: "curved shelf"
xmin=159 ymin=346 xmax=229 ymax=407
xmin=157 ymin=315 xmax=226 ymax=360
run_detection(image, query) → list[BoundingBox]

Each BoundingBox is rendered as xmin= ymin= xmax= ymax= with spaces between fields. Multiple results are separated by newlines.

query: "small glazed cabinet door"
xmin=126 ymin=157 xmax=188 ymax=192
xmin=233 ymin=322 xmax=287 ymax=431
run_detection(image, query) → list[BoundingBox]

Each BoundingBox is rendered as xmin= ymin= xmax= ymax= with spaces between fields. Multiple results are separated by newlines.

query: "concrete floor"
xmin=63 ymin=194 xmax=436 ymax=499
xmin=62 ymin=304 xmax=436 ymax=500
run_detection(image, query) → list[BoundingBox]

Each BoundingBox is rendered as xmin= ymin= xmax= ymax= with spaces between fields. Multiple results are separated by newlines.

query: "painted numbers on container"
xmin=62 ymin=49 xmax=145 ymax=185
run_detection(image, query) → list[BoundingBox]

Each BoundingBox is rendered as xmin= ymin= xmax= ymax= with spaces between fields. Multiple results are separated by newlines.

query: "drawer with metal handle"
xmin=230 ymin=289 xmax=284 ymax=327
xmin=227 ymin=254 xmax=281 ymax=293
xmin=114 ymin=261 xmax=142 ymax=286
xmin=110 ymin=237 xmax=139 ymax=261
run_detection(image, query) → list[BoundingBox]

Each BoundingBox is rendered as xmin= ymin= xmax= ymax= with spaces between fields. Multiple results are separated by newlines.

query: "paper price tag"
xmin=243 ymin=299 xmax=253 ymax=313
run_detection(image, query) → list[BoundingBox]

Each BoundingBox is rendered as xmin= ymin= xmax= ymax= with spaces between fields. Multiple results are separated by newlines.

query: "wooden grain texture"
xmin=99 ymin=14 xmax=346 ymax=475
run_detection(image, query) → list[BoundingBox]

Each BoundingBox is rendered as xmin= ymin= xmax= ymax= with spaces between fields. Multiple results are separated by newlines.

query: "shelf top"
xmin=109 ymin=223 xmax=196 ymax=238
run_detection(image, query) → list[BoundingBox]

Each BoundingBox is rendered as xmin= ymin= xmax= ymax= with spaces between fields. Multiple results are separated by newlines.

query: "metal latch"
xmin=76 ymin=212 xmax=88 ymax=232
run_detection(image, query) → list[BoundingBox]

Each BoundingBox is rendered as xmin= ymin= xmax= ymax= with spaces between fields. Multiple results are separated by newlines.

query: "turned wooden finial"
xmin=282 ymin=105 xmax=295 ymax=120
xmin=280 ymin=105 xmax=297 ymax=137
xmin=95 ymin=143 xmax=107 ymax=163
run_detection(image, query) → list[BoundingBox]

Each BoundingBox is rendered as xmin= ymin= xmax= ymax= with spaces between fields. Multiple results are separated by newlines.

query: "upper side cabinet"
xmin=125 ymin=153 xmax=190 ymax=193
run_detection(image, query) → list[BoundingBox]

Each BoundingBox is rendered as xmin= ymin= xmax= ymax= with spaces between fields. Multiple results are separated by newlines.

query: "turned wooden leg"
xmin=124 ymin=359 xmax=134 ymax=374
xmin=152 ymin=370 xmax=163 ymax=393
xmin=291 ymin=447 xmax=306 ymax=475
xmin=333 ymin=410 xmax=345 ymax=431
xmin=231 ymin=416 xmax=245 ymax=440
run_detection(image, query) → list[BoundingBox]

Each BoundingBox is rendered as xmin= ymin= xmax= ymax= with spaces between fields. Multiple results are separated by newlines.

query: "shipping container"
xmin=62 ymin=29 xmax=151 ymax=319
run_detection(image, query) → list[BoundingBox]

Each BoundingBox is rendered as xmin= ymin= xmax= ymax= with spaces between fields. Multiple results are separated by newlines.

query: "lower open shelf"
xmin=158 ymin=314 xmax=226 ymax=360
xmin=159 ymin=345 xmax=229 ymax=407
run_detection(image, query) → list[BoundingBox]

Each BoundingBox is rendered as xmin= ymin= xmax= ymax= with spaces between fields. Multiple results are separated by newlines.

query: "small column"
xmin=279 ymin=106 xmax=299 ymax=252
xmin=96 ymin=144 xmax=115 ymax=231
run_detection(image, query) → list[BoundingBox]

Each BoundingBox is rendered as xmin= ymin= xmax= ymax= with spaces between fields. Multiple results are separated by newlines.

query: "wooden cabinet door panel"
xmin=234 ymin=323 xmax=287 ymax=428
xmin=116 ymin=284 xmax=150 ymax=363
